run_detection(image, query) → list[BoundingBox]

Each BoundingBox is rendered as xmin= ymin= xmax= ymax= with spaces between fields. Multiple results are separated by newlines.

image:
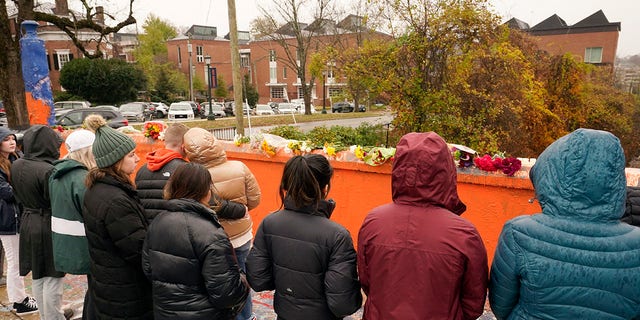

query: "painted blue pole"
xmin=20 ymin=20 xmax=56 ymax=126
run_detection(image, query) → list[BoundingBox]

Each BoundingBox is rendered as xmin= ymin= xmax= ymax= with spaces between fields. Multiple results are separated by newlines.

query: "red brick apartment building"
xmin=8 ymin=0 xmax=136 ymax=92
xmin=167 ymin=15 xmax=388 ymax=105
xmin=506 ymin=10 xmax=620 ymax=66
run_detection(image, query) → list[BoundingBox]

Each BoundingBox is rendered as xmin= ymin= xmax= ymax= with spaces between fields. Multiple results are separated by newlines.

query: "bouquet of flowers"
xmin=234 ymin=134 xmax=250 ymax=146
xmin=323 ymin=143 xmax=337 ymax=157
xmin=474 ymin=154 xmax=522 ymax=176
xmin=143 ymin=122 xmax=164 ymax=140
xmin=363 ymin=147 xmax=396 ymax=166
xmin=287 ymin=140 xmax=312 ymax=155
xmin=350 ymin=145 xmax=366 ymax=160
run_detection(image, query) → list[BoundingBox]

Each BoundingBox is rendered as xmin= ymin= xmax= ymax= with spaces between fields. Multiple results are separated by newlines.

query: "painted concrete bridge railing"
xmin=60 ymin=133 xmax=640 ymax=262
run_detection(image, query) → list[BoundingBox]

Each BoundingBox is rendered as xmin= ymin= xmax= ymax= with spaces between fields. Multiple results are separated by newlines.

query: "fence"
xmin=209 ymin=126 xmax=236 ymax=141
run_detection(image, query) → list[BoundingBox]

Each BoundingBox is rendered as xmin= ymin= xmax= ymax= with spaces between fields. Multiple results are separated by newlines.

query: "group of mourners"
xmin=0 ymin=112 xmax=639 ymax=320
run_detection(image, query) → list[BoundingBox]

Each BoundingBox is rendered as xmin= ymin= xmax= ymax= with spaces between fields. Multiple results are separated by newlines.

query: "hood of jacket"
xmin=51 ymin=159 xmax=87 ymax=180
xmin=530 ymin=128 xmax=626 ymax=222
xmin=22 ymin=125 xmax=61 ymax=163
xmin=392 ymin=132 xmax=466 ymax=215
xmin=182 ymin=128 xmax=226 ymax=167
xmin=145 ymin=149 xmax=183 ymax=172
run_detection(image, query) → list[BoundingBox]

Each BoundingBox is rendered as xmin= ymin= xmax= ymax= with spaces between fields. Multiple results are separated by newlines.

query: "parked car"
xmin=179 ymin=101 xmax=202 ymax=117
xmin=56 ymin=107 xmax=128 ymax=129
xmin=223 ymin=101 xmax=252 ymax=116
xmin=254 ymin=104 xmax=275 ymax=116
xmin=332 ymin=101 xmax=353 ymax=113
xmin=119 ymin=102 xmax=148 ymax=122
xmin=276 ymin=103 xmax=298 ymax=114
xmin=168 ymin=102 xmax=195 ymax=121
xmin=200 ymin=102 xmax=226 ymax=118
xmin=54 ymin=100 xmax=91 ymax=119
xmin=150 ymin=102 xmax=169 ymax=118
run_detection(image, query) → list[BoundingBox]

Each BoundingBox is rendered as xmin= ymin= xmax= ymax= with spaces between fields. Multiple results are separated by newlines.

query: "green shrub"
xmin=330 ymin=125 xmax=357 ymax=146
xmin=266 ymin=125 xmax=306 ymax=140
xmin=354 ymin=123 xmax=386 ymax=146
xmin=306 ymin=126 xmax=336 ymax=148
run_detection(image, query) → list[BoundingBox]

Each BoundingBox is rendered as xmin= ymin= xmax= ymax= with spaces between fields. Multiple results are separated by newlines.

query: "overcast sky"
xmin=126 ymin=0 xmax=639 ymax=57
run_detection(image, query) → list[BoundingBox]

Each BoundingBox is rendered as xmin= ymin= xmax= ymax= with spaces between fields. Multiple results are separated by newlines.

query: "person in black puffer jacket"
xmin=135 ymin=123 xmax=189 ymax=221
xmin=246 ymin=154 xmax=362 ymax=320
xmin=623 ymin=186 xmax=640 ymax=226
xmin=83 ymin=115 xmax=152 ymax=320
xmin=142 ymin=162 xmax=249 ymax=320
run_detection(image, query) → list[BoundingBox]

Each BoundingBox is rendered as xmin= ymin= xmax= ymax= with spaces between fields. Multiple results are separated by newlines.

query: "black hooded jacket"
xmin=623 ymin=186 xmax=640 ymax=226
xmin=10 ymin=125 xmax=64 ymax=278
xmin=142 ymin=198 xmax=249 ymax=320
xmin=246 ymin=198 xmax=362 ymax=320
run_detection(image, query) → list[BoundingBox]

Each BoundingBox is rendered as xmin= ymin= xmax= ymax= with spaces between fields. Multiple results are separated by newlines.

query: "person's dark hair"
xmin=279 ymin=154 xmax=333 ymax=208
xmin=164 ymin=162 xmax=212 ymax=201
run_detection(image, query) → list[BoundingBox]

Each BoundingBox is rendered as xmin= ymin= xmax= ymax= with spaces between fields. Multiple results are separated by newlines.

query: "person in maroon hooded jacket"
xmin=357 ymin=132 xmax=488 ymax=320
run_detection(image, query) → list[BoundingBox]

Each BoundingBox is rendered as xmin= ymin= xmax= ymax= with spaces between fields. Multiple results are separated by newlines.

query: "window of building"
xmin=54 ymin=51 xmax=73 ymax=70
xmin=196 ymin=45 xmax=204 ymax=63
xmin=283 ymin=67 xmax=287 ymax=79
xmin=269 ymin=50 xmax=276 ymax=62
xmin=177 ymin=46 xmax=182 ymax=64
xmin=271 ymin=87 xmax=284 ymax=99
xmin=328 ymin=87 xmax=343 ymax=97
xmin=240 ymin=54 xmax=250 ymax=68
xmin=585 ymin=47 xmax=603 ymax=63
xmin=298 ymin=88 xmax=305 ymax=99
xmin=270 ymin=64 xmax=277 ymax=82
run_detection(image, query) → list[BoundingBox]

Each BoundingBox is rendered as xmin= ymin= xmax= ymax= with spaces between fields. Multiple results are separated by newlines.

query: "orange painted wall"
xmin=60 ymin=134 xmax=540 ymax=262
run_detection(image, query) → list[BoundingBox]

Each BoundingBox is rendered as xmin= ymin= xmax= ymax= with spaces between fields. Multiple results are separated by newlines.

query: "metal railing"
xmin=209 ymin=126 xmax=237 ymax=141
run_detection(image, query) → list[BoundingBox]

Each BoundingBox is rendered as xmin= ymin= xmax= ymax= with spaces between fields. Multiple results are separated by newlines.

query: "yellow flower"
xmin=354 ymin=145 xmax=365 ymax=160
xmin=323 ymin=143 xmax=336 ymax=157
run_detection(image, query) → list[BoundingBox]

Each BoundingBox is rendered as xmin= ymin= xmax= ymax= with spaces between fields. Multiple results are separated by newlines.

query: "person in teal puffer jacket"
xmin=489 ymin=128 xmax=640 ymax=319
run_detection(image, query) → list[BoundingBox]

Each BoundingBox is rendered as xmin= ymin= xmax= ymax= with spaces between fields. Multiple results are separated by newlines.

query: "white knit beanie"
xmin=65 ymin=129 xmax=95 ymax=153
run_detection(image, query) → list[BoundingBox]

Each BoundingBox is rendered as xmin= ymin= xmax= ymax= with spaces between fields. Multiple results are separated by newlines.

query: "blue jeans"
xmin=235 ymin=241 xmax=252 ymax=320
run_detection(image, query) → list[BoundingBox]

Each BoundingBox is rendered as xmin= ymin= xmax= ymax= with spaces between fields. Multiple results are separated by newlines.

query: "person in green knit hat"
xmin=82 ymin=115 xmax=153 ymax=320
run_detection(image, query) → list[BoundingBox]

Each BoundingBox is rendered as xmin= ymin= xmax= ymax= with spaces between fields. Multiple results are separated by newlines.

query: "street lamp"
xmin=205 ymin=55 xmax=215 ymax=121
xmin=321 ymin=70 xmax=327 ymax=114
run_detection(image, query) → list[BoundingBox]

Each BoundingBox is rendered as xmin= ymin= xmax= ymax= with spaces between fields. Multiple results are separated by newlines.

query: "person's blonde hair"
xmin=66 ymin=146 xmax=97 ymax=170
xmin=163 ymin=123 xmax=189 ymax=149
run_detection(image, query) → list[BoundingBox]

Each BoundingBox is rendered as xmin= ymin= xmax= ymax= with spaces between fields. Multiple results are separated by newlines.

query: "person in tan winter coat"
xmin=183 ymin=127 xmax=261 ymax=320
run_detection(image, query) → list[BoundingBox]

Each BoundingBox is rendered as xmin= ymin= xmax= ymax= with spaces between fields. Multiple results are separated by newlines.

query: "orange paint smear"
xmin=25 ymin=92 xmax=52 ymax=125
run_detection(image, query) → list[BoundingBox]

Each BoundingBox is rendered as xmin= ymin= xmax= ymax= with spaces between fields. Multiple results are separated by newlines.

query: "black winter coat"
xmin=83 ymin=175 xmax=153 ymax=320
xmin=10 ymin=125 xmax=64 ymax=279
xmin=623 ymin=186 xmax=640 ymax=226
xmin=142 ymin=198 xmax=249 ymax=320
xmin=0 ymin=153 xmax=20 ymax=235
xmin=246 ymin=198 xmax=362 ymax=320
xmin=135 ymin=158 xmax=186 ymax=221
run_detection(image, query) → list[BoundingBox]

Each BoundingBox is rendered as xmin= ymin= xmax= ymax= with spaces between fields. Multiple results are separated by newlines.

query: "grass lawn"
xmin=138 ymin=109 xmax=388 ymax=130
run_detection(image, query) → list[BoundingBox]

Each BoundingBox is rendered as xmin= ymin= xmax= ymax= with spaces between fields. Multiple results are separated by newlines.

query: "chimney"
xmin=96 ymin=6 xmax=104 ymax=25
xmin=54 ymin=0 xmax=69 ymax=16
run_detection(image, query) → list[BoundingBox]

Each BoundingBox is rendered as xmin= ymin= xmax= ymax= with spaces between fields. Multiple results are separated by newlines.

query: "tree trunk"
xmin=227 ymin=0 xmax=245 ymax=135
xmin=0 ymin=1 xmax=31 ymax=129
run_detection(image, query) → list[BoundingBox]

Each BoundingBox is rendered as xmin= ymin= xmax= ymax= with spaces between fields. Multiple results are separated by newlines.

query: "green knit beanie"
xmin=84 ymin=115 xmax=136 ymax=168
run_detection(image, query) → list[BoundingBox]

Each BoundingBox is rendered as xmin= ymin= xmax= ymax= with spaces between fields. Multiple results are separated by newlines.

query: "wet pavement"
xmin=0 ymin=274 xmax=496 ymax=319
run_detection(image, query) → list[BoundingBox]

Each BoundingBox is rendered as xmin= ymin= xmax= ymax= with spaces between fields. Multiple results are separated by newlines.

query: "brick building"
xmin=166 ymin=15 xmax=387 ymax=106
xmin=506 ymin=10 xmax=621 ymax=66
xmin=8 ymin=0 xmax=137 ymax=92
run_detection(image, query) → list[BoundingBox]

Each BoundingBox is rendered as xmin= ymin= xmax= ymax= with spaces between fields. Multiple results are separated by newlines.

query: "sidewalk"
xmin=0 ymin=275 xmax=495 ymax=319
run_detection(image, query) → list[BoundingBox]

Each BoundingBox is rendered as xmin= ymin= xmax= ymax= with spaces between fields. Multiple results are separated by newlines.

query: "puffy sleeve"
xmin=357 ymin=216 xmax=371 ymax=295
xmin=325 ymin=229 xmax=363 ymax=318
xmin=243 ymin=165 xmax=261 ymax=211
xmin=196 ymin=225 xmax=249 ymax=310
xmin=489 ymin=222 xmax=521 ymax=320
xmin=246 ymin=219 xmax=274 ymax=291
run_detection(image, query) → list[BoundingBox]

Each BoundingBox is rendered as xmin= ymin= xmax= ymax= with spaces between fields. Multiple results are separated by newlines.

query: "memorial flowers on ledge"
xmin=234 ymin=134 xmax=250 ymax=146
xmin=261 ymin=139 xmax=277 ymax=157
xmin=350 ymin=145 xmax=366 ymax=160
xmin=287 ymin=140 xmax=312 ymax=155
xmin=323 ymin=143 xmax=337 ymax=157
xmin=474 ymin=154 xmax=522 ymax=176
xmin=363 ymin=147 xmax=396 ymax=166
xmin=143 ymin=122 xmax=164 ymax=140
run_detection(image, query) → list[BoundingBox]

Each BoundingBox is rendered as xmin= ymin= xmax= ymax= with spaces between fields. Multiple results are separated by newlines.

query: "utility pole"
xmin=227 ymin=0 xmax=245 ymax=135
xmin=187 ymin=34 xmax=193 ymax=101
